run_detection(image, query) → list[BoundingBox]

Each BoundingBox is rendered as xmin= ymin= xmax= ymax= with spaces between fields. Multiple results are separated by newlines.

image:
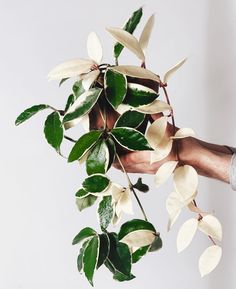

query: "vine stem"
xmin=115 ymin=153 xmax=148 ymax=221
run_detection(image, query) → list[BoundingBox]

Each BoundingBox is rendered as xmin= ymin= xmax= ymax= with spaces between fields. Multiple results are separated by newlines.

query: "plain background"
xmin=1 ymin=0 xmax=236 ymax=288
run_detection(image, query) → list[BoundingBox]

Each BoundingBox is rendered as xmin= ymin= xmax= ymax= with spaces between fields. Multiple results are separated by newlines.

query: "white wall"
xmin=1 ymin=0 xmax=236 ymax=288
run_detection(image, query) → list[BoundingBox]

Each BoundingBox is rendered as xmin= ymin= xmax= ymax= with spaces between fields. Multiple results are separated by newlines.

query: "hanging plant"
xmin=15 ymin=6 xmax=222 ymax=286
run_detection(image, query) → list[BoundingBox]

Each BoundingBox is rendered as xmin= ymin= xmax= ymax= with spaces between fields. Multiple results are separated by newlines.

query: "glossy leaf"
xmin=115 ymin=110 xmax=145 ymax=128
xmin=72 ymin=227 xmax=97 ymax=245
xmin=75 ymin=188 xmax=90 ymax=198
xmin=166 ymin=191 xmax=185 ymax=230
xmin=171 ymin=128 xmax=195 ymax=139
xmin=98 ymin=196 xmax=113 ymax=231
xmin=97 ymin=233 xmax=110 ymax=269
xmin=72 ymin=80 xmax=85 ymax=98
xmin=124 ymin=83 xmax=158 ymax=107
xmin=87 ymin=32 xmax=103 ymax=64
xmin=135 ymin=99 xmax=171 ymax=114
xmin=114 ymin=7 xmax=143 ymax=59
xmin=81 ymin=69 xmax=100 ymax=91
xmin=106 ymin=138 xmax=116 ymax=170
xmin=115 ymin=187 xmax=133 ymax=218
xmin=163 ymin=58 xmax=187 ymax=84
xmin=104 ymin=69 xmax=127 ymax=109
xmin=44 ymin=111 xmax=63 ymax=151
xmin=139 ymin=14 xmax=155 ymax=53
xmin=63 ymin=88 xmax=102 ymax=123
xmin=82 ymin=235 xmax=100 ymax=286
xmin=120 ymin=229 xmax=156 ymax=248
xmin=146 ymin=116 xmax=168 ymax=150
xmin=132 ymin=178 xmax=149 ymax=193
xmin=149 ymin=235 xmax=163 ymax=252
xmin=154 ymin=161 xmax=178 ymax=188
xmin=82 ymin=174 xmax=110 ymax=193
xmin=15 ymin=104 xmax=49 ymax=126
xmin=76 ymin=195 xmax=97 ymax=212
xmin=199 ymin=245 xmax=222 ymax=277
xmin=68 ymin=130 xmax=102 ymax=162
xmin=65 ymin=94 xmax=76 ymax=112
xmin=77 ymin=239 xmax=90 ymax=272
xmin=59 ymin=78 xmax=69 ymax=86
xmin=177 ymin=218 xmax=198 ymax=253
xmin=198 ymin=215 xmax=222 ymax=241
xmin=111 ymin=127 xmax=152 ymax=151
xmin=132 ymin=245 xmax=150 ymax=263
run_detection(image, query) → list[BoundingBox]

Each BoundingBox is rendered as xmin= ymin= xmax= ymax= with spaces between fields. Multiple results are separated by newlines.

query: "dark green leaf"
xmin=63 ymin=88 xmax=102 ymax=123
xmin=104 ymin=69 xmax=127 ymax=109
xmin=118 ymin=219 xmax=156 ymax=241
xmin=76 ymin=195 xmax=97 ymax=212
xmin=82 ymin=174 xmax=110 ymax=193
xmin=72 ymin=80 xmax=85 ymax=98
xmin=97 ymin=233 xmax=110 ymax=269
xmin=115 ymin=110 xmax=145 ymax=128
xmin=149 ymin=234 xmax=162 ymax=252
xmin=59 ymin=78 xmax=69 ymax=86
xmin=123 ymin=84 xmax=158 ymax=107
xmin=113 ymin=271 xmax=136 ymax=281
xmin=86 ymin=139 xmax=109 ymax=175
xmin=44 ymin=111 xmax=64 ymax=151
xmin=83 ymin=235 xmax=100 ymax=286
xmin=111 ymin=127 xmax=153 ymax=151
xmin=75 ymin=188 xmax=89 ymax=198
xmin=68 ymin=130 xmax=102 ymax=162
xmin=133 ymin=177 xmax=149 ymax=193
xmin=132 ymin=245 xmax=150 ymax=263
xmin=65 ymin=94 xmax=76 ymax=111
xmin=106 ymin=138 xmax=116 ymax=171
xmin=114 ymin=7 xmax=143 ymax=59
xmin=72 ymin=227 xmax=97 ymax=245
xmin=98 ymin=196 xmax=113 ymax=231
xmin=77 ymin=239 xmax=90 ymax=272
xmin=15 ymin=104 xmax=49 ymax=126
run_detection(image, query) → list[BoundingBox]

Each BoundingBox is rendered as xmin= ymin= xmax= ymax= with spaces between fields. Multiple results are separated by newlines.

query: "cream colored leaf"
xmin=177 ymin=218 xmax=198 ymax=253
xmin=174 ymin=165 xmax=198 ymax=204
xmin=135 ymin=100 xmax=171 ymax=114
xmin=110 ymin=183 xmax=125 ymax=203
xmin=150 ymin=138 xmax=173 ymax=163
xmin=128 ymin=82 xmax=157 ymax=94
xmin=106 ymin=27 xmax=145 ymax=61
xmin=78 ymin=149 xmax=90 ymax=165
xmin=166 ymin=191 xmax=185 ymax=230
xmin=171 ymin=128 xmax=195 ymax=139
xmin=199 ymin=245 xmax=222 ymax=277
xmin=81 ymin=69 xmax=100 ymax=91
xmin=146 ymin=116 xmax=168 ymax=149
xmin=87 ymin=32 xmax=103 ymax=64
xmin=64 ymin=113 xmax=90 ymax=131
xmin=112 ymin=65 xmax=160 ymax=83
xmin=48 ymin=58 xmax=95 ymax=80
xmin=154 ymin=161 xmax=178 ymax=188
xmin=139 ymin=14 xmax=155 ymax=54
xmin=112 ymin=208 xmax=123 ymax=226
xmin=163 ymin=58 xmax=187 ymax=84
xmin=116 ymin=104 xmax=132 ymax=114
xmin=120 ymin=229 xmax=156 ymax=248
xmin=116 ymin=187 xmax=133 ymax=216
xmin=198 ymin=215 xmax=222 ymax=241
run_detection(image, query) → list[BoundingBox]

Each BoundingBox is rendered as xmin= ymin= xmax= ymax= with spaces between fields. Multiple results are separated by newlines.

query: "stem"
xmin=64 ymin=135 xmax=76 ymax=143
xmin=115 ymin=153 xmax=148 ymax=221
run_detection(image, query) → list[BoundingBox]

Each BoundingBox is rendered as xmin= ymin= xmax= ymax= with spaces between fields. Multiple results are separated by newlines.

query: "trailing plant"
xmin=15 ymin=6 xmax=223 ymax=286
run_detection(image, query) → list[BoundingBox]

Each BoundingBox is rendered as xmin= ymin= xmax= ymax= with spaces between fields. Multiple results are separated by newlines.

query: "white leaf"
xmin=199 ymin=245 xmax=222 ymax=277
xmin=48 ymin=58 xmax=95 ymax=80
xmin=146 ymin=116 xmax=168 ymax=149
xmin=116 ymin=187 xmax=133 ymax=216
xmin=174 ymin=165 xmax=198 ymax=204
xmin=87 ymin=32 xmax=103 ymax=64
xmin=139 ymin=14 xmax=155 ymax=53
xmin=163 ymin=58 xmax=187 ymax=84
xmin=120 ymin=229 xmax=156 ymax=248
xmin=81 ymin=69 xmax=100 ymax=91
xmin=112 ymin=65 xmax=160 ymax=83
xmin=106 ymin=27 xmax=145 ymax=61
xmin=150 ymin=137 xmax=173 ymax=163
xmin=171 ymin=128 xmax=195 ymax=139
xmin=116 ymin=104 xmax=132 ymax=114
xmin=198 ymin=215 xmax=222 ymax=241
xmin=128 ymin=82 xmax=157 ymax=95
xmin=64 ymin=113 xmax=90 ymax=131
xmin=177 ymin=218 xmax=198 ymax=253
xmin=155 ymin=161 xmax=178 ymax=188
xmin=166 ymin=191 xmax=185 ymax=230
xmin=135 ymin=99 xmax=171 ymax=114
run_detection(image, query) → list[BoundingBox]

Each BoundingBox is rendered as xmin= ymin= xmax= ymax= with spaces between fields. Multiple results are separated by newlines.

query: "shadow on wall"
xmin=206 ymin=0 xmax=236 ymax=288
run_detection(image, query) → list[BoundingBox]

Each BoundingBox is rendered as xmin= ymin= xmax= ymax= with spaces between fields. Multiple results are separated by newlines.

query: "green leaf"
xmin=77 ymin=239 xmax=90 ymax=272
xmin=132 ymin=245 xmax=150 ymax=263
xmin=72 ymin=227 xmax=97 ymax=245
xmin=75 ymin=188 xmax=89 ymax=198
xmin=106 ymin=233 xmax=132 ymax=276
xmin=82 ymin=174 xmax=110 ymax=193
xmin=133 ymin=177 xmax=149 ymax=193
xmin=115 ymin=110 xmax=145 ymax=128
xmin=114 ymin=7 xmax=143 ymax=59
xmin=44 ymin=111 xmax=64 ymax=151
xmin=82 ymin=234 xmax=100 ymax=286
xmin=65 ymin=94 xmax=76 ymax=111
xmin=104 ymin=69 xmax=127 ymax=109
xmin=124 ymin=83 xmax=158 ymax=107
xmin=104 ymin=259 xmax=135 ymax=281
xmin=15 ymin=104 xmax=49 ymax=126
xmin=68 ymin=130 xmax=102 ymax=162
xmin=97 ymin=233 xmax=110 ymax=269
xmin=118 ymin=219 xmax=156 ymax=241
xmin=72 ymin=80 xmax=85 ymax=98
xmin=98 ymin=196 xmax=113 ymax=231
xmin=59 ymin=78 xmax=69 ymax=86
xmin=76 ymin=195 xmax=97 ymax=212
xmin=86 ymin=139 xmax=109 ymax=175
xmin=106 ymin=138 xmax=116 ymax=171
xmin=149 ymin=235 xmax=163 ymax=252
xmin=111 ymin=127 xmax=153 ymax=151
xmin=63 ymin=88 xmax=102 ymax=123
